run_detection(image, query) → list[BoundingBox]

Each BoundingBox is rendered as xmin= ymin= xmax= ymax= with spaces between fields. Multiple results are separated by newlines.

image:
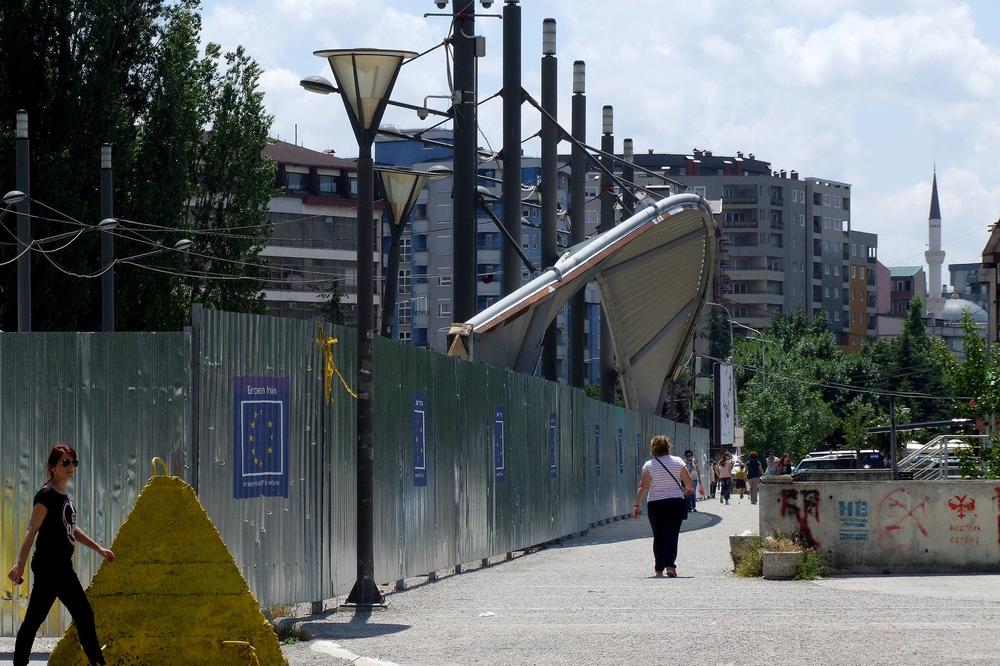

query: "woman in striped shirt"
xmin=631 ymin=435 xmax=693 ymax=577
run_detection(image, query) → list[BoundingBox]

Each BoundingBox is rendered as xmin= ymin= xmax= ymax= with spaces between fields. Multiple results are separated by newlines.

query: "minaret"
xmin=925 ymin=168 xmax=945 ymax=317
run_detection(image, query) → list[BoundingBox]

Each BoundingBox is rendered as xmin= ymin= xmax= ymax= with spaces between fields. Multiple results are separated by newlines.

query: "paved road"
xmin=4 ymin=494 xmax=1000 ymax=664
xmin=280 ymin=494 xmax=1000 ymax=666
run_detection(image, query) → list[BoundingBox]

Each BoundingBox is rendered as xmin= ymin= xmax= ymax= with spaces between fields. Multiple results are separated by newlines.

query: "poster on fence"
xmin=413 ymin=391 xmax=428 ymax=487
xmin=617 ymin=427 xmax=624 ymax=474
xmin=233 ymin=376 xmax=290 ymax=499
xmin=594 ymin=424 xmax=601 ymax=476
xmin=494 ymin=406 xmax=506 ymax=483
xmin=548 ymin=412 xmax=558 ymax=480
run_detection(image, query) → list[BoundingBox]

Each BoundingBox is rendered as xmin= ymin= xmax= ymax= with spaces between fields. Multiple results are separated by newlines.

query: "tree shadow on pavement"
xmin=296 ymin=610 xmax=411 ymax=640
xmin=554 ymin=509 xmax=722 ymax=550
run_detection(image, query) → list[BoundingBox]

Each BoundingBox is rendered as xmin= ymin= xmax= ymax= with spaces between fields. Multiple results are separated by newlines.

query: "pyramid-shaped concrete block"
xmin=50 ymin=472 xmax=286 ymax=665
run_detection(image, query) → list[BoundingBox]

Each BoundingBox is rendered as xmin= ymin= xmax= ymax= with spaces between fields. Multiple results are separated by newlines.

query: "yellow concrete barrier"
xmin=50 ymin=459 xmax=287 ymax=665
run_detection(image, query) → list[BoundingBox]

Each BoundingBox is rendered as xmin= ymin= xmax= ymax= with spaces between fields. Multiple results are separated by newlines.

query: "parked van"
xmin=792 ymin=449 xmax=886 ymax=474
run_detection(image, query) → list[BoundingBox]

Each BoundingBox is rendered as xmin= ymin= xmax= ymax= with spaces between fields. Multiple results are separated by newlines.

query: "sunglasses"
xmin=60 ymin=459 xmax=79 ymax=468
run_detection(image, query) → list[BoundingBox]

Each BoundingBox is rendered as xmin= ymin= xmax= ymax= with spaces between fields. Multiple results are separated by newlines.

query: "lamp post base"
xmin=342 ymin=576 xmax=387 ymax=609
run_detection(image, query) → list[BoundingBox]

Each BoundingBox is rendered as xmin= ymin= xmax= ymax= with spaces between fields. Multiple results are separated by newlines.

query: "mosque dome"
xmin=938 ymin=293 xmax=987 ymax=323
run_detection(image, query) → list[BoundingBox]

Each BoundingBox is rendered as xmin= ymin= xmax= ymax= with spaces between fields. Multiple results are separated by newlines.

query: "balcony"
xmin=477 ymin=249 xmax=501 ymax=264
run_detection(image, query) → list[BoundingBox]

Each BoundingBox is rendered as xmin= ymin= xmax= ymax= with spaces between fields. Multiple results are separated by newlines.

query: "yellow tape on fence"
xmin=316 ymin=324 xmax=358 ymax=401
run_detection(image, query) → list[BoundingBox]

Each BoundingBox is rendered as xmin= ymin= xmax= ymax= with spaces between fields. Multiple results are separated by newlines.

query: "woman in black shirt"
xmin=6 ymin=444 xmax=116 ymax=666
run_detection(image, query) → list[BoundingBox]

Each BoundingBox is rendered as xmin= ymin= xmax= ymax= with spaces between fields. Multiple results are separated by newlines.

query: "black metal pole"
xmin=100 ymin=143 xmax=115 ymax=332
xmin=380 ymin=223 xmax=404 ymax=338
xmin=452 ymin=0 xmax=477 ymax=322
xmin=15 ymin=110 xmax=31 ymax=332
xmin=889 ymin=396 xmax=898 ymax=480
xmin=501 ymin=0 xmax=522 ymax=298
xmin=346 ymin=144 xmax=383 ymax=606
xmin=540 ymin=18 xmax=558 ymax=381
xmin=569 ymin=61 xmax=586 ymax=389
xmin=598 ymin=105 xmax=615 ymax=402
xmin=622 ymin=138 xmax=635 ymax=217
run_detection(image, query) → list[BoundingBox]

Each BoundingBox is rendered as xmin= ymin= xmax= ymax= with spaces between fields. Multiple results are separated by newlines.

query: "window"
xmin=851 ymin=243 xmax=857 ymax=257
xmin=859 ymin=267 xmax=864 ymax=279
xmin=824 ymin=265 xmax=830 ymax=276
xmin=399 ymin=330 xmax=412 ymax=343
xmin=438 ymin=275 xmax=452 ymax=287
xmin=398 ymin=301 xmax=412 ymax=326
xmin=791 ymin=189 xmax=798 ymax=203
xmin=833 ymin=310 xmax=840 ymax=321
xmin=349 ymin=177 xmax=358 ymax=195
xmin=824 ymin=194 xmax=832 ymax=206
xmin=287 ymin=172 xmax=307 ymax=191
xmin=398 ymin=268 xmax=411 ymax=294
xmin=414 ymin=204 xmax=428 ymax=219
xmin=896 ymin=281 xmax=903 ymax=291
xmin=850 ymin=266 xmax=856 ymax=278
xmin=833 ymin=196 xmax=841 ymax=209
xmin=799 ymin=214 xmax=805 ymax=226
xmin=824 ymin=217 xmax=831 ymax=229
xmin=834 ymin=265 xmax=840 ymax=276
xmin=824 ymin=287 xmax=830 ymax=298
xmin=438 ymin=302 xmax=452 ymax=318
xmin=318 ymin=174 xmax=336 ymax=194
xmin=399 ymin=237 xmax=412 ymax=264
xmin=693 ymin=185 xmax=707 ymax=198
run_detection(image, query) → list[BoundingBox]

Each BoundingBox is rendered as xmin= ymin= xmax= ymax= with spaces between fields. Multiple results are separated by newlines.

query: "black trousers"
xmin=14 ymin=559 xmax=105 ymax=666
xmin=646 ymin=498 xmax=686 ymax=571
xmin=720 ymin=477 xmax=733 ymax=501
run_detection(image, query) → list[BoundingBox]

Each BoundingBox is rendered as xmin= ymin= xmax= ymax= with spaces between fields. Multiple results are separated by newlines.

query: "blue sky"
xmin=201 ymin=0 xmax=1000 ymax=271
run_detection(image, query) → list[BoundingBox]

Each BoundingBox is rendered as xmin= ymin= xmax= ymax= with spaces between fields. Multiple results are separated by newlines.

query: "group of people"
xmin=705 ymin=450 xmax=794 ymax=505
xmin=632 ymin=437 xmax=797 ymax=577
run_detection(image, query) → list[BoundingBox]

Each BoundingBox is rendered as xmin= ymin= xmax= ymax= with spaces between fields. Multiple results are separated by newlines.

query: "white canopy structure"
xmin=448 ymin=193 xmax=717 ymax=415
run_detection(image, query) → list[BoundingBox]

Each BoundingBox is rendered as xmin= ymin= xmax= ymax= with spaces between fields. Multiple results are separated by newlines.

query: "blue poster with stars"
xmin=233 ymin=376 xmax=290 ymax=499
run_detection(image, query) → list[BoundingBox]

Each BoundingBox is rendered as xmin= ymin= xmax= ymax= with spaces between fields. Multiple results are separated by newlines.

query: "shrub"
xmin=795 ymin=551 xmax=827 ymax=580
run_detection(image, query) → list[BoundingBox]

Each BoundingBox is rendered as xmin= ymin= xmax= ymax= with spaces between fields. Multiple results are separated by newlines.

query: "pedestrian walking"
xmin=7 ymin=444 xmax=115 ymax=666
xmin=781 ymin=453 xmax=794 ymax=475
xmin=683 ymin=450 xmax=701 ymax=513
xmin=717 ymin=452 xmax=734 ymax=505
xmin=733 ymin=463 xmax=747 ymax=500
xmin=745 ymin=451 xmax=763 ymax=505
xmin=709 ymin=460 xmax=719 ymax=498
xmin=765 ymin=449 xmax=779 ymax=476
xmin=632 ymin=435 xmax=693 ymax=578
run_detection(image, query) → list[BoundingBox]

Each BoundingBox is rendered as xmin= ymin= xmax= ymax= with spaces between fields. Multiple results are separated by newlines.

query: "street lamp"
xmin=376 ymin=164 xmax=451 ymax=339
xmin=305 ymin=47 xmax=416 ymax=608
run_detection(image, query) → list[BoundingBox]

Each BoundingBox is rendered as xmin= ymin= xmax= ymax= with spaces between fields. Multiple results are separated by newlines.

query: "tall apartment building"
xmin=629 ymin=150 xmax=878 ymax=346
xmin=261 ymin=139 xmax=381 ymax=320
xmin=948 ymin=263 xmax=988 ymax=311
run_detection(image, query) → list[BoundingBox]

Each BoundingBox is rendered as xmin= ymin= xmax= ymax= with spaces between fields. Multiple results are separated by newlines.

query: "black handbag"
xmin=655 ymin=456 xmax=689 ymax=520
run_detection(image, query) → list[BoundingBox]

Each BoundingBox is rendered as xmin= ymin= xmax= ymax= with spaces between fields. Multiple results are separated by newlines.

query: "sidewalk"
xmin=3 ymin=493 xmax=999 ymax=664
xmin=280 ymin=494 xmax=1000 ymax=665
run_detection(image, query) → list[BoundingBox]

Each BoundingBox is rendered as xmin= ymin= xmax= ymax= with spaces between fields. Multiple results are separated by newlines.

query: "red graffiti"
xmin=947 ymin=495 xmax=976 ymax=519
xmin=779 ymin=488 xmax=820 ymax=548
xmin=877 ymin=488 xmax=928 ymax=548
xmin=995 ymin=487 xmax=1000 ymax=546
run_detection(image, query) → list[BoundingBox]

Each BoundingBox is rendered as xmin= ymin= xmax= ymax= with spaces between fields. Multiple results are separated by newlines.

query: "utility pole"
xmin=598 ymin=105 xmax=615 ymax=402
xmin=15 ymin=110 xmax=31 ymax=332
xmin=540 ymin=18 xmax=558 ymax=381
xmin=452 ymin=0 xmax=477 ymax=322
xmin=501 ymin=0 xmax=522 ymax=298
xmin=100 ymin=144 xmax=115 ymax=331
xmin=568 ymin=60 xmax=586 ymax=388
xmin=889 ymin=396 xmax=898 ymax=480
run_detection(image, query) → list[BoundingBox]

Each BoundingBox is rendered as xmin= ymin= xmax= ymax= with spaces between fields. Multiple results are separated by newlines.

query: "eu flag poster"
xmin=233 ymin=376 xmax=290 ymax=498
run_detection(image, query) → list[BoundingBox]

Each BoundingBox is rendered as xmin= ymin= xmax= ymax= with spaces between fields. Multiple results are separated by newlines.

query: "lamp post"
xmin=306 ymin=47 xmax=416 ymax=608
xmin=376 ymin=164 xmax=451 ymax=339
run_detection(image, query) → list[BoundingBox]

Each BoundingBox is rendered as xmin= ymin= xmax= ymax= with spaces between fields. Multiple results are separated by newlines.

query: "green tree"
xmin=0 ymin=0 xmax=273 ymax=331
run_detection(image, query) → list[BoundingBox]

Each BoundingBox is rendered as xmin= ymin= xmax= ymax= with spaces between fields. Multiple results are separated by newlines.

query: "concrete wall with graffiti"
xmin=759 ymin=478 xmax=1000 ymax=573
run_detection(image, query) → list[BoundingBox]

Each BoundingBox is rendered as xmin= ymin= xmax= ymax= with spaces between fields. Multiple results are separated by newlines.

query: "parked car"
xmin=793 ymin=449 xmax=886 ymax=475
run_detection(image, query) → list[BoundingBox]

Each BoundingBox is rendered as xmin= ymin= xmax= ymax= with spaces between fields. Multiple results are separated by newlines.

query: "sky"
xmin=200 ymin=0 xmax=1000 ymax=272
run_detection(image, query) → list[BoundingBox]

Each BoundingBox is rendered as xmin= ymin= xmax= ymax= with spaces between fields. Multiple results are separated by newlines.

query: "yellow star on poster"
xmin=250 ymin=421 xmax=255 ymax=429
xmin=267 ymin=447 xmax=272 ymax=455
xmin=250 ymin=448 xmax=255 ymax=456
xmin=249 ymin=434 xmax=255 ymax=443
xmin=267 ymin=419 xmax=273 ymax=428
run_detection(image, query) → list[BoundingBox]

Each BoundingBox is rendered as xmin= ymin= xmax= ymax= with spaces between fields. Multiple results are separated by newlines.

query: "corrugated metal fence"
xmin=1 ymin=310 xmax=708 ymax=636
xmin=0 ymin=333 xmax=190 ymax=637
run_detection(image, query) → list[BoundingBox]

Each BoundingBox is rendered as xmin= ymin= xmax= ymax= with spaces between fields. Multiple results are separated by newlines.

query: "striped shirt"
xmin=642 ymin=455 xmax=686 ymax=501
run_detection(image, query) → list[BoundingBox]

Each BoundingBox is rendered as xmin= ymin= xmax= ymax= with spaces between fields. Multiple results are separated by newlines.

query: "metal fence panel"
xmin=0 ymin=332 xmax=190 ymax=636
xmin=195 ymin=310 xmax=355 ymax=608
